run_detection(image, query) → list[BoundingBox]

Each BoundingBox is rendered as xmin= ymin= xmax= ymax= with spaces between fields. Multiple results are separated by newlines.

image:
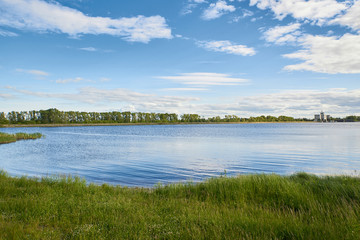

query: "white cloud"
xmin=259 ymin=7 xmax=360 ymax=74
xmin=161 ymin=88 xmax=209 ymax=91
xmin=249 ymin=0 xmax=348 ymax=24
xmin=244 ymin=88 xmax=360 ymax=115
xmin=5 ymin=86 xmax=360 ymax=117
xmin=330 ymin=1 xmax=360 ymax=32
xmin=181 ymin=4 xmax=196 ymax=15
xmin=197 ymin=88 xmax=360 ymax=117
xmin=0 ymin=0 xmax=172 ymax=43
xmin=157 ymin=72 xmax=249 ymax=86
xmin=241 ymin=8 xmax=254 ymax=17
xmin=0 ymin=93 xmax=13 ymax=99
xmin=283 ymin=33 xmax=360 ymax=74
xmin=79 ymin=47 xmax=97 ymax=52
xmin=202 ymin=0 xmax=236 ymax=20
xmin=197 ymin=40 xmax=256 ymax=56
xmin=100 ymin=77 xmax=111 ymax=82
xmin=0 ymin=28 xmax=18 ymax=36
xmin=181 ymin=0 xmax=207 ymax=15
xmin=231 ymin=9 xmax=254 ymax=22
xmin=6 ymin=86 xmax=200 ymax=113
xmin=55 ymin=77 xmax=93 ymax=84
xmin=263 ymin=23 xmax=301 ymax=44
xmin=56 ymin=77 xmax=113 ymax=84
xmin=16 ymin=68 xmax=49 ymax=77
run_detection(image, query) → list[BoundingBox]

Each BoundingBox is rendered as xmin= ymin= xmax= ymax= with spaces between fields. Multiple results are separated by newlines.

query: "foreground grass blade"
xmin=0 ymin=171 xmax=359 ymax=239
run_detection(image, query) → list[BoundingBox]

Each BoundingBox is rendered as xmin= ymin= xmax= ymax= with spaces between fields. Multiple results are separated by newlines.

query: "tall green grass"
xmin=0 ymin=132 xmax=42 ymax=144
xmin=0 ymin=171 xmax=359 ymax=239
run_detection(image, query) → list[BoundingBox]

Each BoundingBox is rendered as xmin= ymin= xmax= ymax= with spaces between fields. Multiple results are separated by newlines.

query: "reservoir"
xmin=1 ymin=123 xmax=359 ymax=187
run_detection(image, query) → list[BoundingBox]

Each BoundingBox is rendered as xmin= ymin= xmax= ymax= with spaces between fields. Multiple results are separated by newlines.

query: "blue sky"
xmin=0 ymin=0 xmax=359 ymax=117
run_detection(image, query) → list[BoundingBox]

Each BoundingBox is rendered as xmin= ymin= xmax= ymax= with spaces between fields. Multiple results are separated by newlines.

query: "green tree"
xmin=8 ymin=111 xmax=18 ymax=123
xmin=131 ymin=113 xmax=137 ymax=123
xmin=345 ymin=116 xmax=359 ymax=122
xmin=0 ymin=112 xmax=9 ymax=124
xmin=278 ymin=116 xmax=295 ymax=122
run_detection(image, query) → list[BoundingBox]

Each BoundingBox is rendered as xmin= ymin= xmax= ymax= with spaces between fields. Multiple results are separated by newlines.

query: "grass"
xmin=0 ymin=172 xmax=359 ymax=239
xmin=0 ymin=132 xmax=43 ymax=144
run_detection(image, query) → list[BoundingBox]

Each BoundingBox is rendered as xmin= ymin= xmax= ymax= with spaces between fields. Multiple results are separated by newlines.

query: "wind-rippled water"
xmin=1 ymin=123 xmax=360 ymax=187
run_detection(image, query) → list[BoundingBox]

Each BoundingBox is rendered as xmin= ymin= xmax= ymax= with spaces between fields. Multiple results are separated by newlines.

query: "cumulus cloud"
xmin=259 ymin=12 xmax=360 ymax=74
xmin=283 ymin=33 xmax=360 ymax=74
xmin=263 ymin=23 xmax=301 ymax=44
xmin=16 ymin=68 xmax=49 ymax=77
xmin=0 ymin=0 xmax=172 ymax=43
xmin=157 ymin=72 xmax=249 ymax=86
xmin=202 ymin=0 xmax=236 ymax=20
xmin=197 ymin=40 xmax=256 ymax=56
xmin=330 ymin=1 xmax=360 ymax=32
xmin=249 ymin=0 xmax=347 ymax=24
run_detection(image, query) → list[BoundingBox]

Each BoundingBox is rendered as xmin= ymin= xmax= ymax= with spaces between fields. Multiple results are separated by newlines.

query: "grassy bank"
xmin=0 ymin=172 xmax=359 ymax=239
xmin=0 ymin=132 xmax=43 ymax=144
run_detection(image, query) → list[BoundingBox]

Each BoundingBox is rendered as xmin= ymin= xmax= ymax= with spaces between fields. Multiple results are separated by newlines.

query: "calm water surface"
xmin=1 ymin=123 xmax=360 ymax=187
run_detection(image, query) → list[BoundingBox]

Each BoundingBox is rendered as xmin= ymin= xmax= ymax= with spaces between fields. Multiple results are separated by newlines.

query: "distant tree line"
xmin=331 ymin=116 xmax=360 ymax=122
xmin=1 ymin=108 xmax=356 ymax=125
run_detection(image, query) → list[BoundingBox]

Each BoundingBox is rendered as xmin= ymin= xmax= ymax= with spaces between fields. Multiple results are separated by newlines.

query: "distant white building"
xmin=314 ymin=111 xmax=331 ymax=122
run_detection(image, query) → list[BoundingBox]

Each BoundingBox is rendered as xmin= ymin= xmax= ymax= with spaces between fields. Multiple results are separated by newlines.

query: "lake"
xmin=1 ymin=123 xmax=360 ymax=187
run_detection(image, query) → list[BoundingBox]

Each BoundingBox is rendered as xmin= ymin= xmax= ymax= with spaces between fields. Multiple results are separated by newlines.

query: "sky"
xmin=0 ymin=0 xmax=359 ymax=118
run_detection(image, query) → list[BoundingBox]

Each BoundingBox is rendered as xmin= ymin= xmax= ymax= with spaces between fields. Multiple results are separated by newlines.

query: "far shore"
xmin=0 ymin=121 xmax=317 ymax=128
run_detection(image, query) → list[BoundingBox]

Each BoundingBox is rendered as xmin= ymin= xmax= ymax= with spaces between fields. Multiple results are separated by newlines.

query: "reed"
xmin=0 ymin=132 xmax=43 ymax=144
xmin=0 ymin=171 xmax=359 ymax=239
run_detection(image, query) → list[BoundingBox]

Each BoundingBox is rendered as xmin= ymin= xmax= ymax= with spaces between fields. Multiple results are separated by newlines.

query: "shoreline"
xmin=2 ymin=170 xmax=358 ymax=189
xmin=1 ymin=121 xmax=316 ymax=128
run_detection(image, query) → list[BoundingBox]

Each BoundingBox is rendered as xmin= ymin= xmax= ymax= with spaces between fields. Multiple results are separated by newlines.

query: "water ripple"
xmin=1 ymin=123 xmax=360 ymax=186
